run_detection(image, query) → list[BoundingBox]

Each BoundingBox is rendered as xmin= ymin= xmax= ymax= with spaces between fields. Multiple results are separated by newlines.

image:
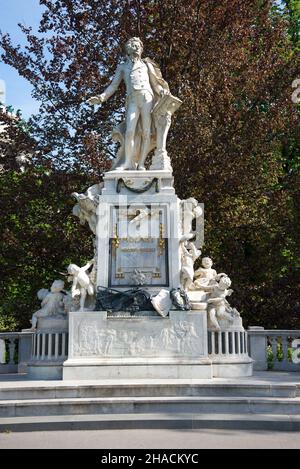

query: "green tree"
xmin=0 ymin=0 xmax=299 ymax=330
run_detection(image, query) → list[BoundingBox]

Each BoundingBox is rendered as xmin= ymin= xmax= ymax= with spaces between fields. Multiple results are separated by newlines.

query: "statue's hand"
xmin=72 ymin=288 xmax=81 ymax=298
xmin=160 ymin=88 xmax=170 ymax=97
xmin=86 ymin=94 xmax=105 ymax=105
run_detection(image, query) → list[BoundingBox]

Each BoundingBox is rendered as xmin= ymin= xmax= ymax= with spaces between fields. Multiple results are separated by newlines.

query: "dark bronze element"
xmin=95 ymin=286 xmax=155 ymax=314
xmin=170 ymin=288 xmax=191 ymax=311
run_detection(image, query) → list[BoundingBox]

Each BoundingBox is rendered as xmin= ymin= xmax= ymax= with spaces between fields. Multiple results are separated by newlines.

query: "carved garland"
xmin=116 ymin=177 xmax=159 ymax=194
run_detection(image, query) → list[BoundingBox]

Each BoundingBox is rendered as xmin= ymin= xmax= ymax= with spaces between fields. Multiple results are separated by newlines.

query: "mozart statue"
xmin=87 ymin=37 xmax=182 ymax=171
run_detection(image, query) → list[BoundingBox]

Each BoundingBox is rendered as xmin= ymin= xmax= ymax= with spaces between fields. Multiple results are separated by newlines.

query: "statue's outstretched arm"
xmin=87 ymin=65 xmax=123 ymax=104
xmin=82 ymin=259 xmax=94 ymax=271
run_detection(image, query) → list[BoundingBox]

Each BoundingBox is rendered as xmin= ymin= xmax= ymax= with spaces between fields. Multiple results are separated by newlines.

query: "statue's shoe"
xmin=117 ymin=164 xmax=136 ymax=170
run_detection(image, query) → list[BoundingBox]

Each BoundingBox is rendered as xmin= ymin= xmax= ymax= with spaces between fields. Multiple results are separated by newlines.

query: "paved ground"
xmin=0 ymin=428 xmax=300 ymax=449
xmin=1 ymin=371 xmax=299 ymax=449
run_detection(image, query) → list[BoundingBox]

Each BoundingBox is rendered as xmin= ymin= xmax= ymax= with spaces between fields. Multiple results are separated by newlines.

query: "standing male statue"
xmin=87 ymin=37 xmax=181 ymax=171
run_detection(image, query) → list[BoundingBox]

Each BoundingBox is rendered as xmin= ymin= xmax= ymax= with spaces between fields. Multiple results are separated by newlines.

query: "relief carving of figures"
xmin=174 ymin=321 xmax=199 ymax=354
xmin=76 ymin=323 xmax=116 ymax=356
xmin=87 ymin=37 xmax=181 ymax=171
xmin=73 ymin=319 xmax=201 ymax=357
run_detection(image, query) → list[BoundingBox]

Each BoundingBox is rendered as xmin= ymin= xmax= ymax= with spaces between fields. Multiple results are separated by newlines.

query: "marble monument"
xmin=28 ymin=37 xmax=252 ymax=379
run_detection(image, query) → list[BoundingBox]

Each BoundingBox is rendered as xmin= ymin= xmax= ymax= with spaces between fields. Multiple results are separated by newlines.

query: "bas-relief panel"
xmin=71 ymin=316 xmax=204 ymax=358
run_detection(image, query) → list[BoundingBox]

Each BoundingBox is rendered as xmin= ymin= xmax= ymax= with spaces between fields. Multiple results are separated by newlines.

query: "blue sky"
xmin=0 ymin=0 xmax=44 ymax=119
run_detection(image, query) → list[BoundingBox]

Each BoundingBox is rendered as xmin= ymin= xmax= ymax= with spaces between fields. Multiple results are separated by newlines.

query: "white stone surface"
xmin=63 ymin=362 xmax=212 ymax=380
xmin=96 ymin=171 xmax=182 ymax=293
xmin=292 ymin=339 xmax=300 ymax=364
xmin=0 ymin=340 xmax=5 ymax=364
xmin=102 ymin=169 xmax=175 ymax=195
xmin=68 ymin=311 xmax=207 ymax=359
xmin=27 ymin=364 xmax=63 ymax=380
xmin=151 ymin=289 xmax=172 ymax=317
xmin=63 ymin=310 xmax=211 ymax=379
xmin=35 ymin=317 xmax=69 ymax=332
xmin=212 ymin=362 xmax=253 ymax=378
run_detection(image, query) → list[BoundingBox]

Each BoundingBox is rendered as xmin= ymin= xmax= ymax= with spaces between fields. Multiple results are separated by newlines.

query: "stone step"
xmin=0 ymin=412 xmax=300 ymax=432
xmin=0 ymin=380 xmax=299 ymax=400
xmin=1 ymin=396 xmax=300 ymax=418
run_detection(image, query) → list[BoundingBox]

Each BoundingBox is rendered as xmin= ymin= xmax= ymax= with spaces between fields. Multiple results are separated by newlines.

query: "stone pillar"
xmin=18 ymin=333 xmax=33 ymax=373
xmin=248 ymin=326 xmax=267 ymax=371
xmin=0 ymin=339 xmax=5 ymax=364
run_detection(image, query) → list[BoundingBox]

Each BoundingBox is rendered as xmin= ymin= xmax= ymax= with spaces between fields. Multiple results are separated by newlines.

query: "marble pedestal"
xmin=27 ymin=316 xmax=69 ymax=380
xmin=96 ymin=169 xmax=181 ymax=294
xmin=63 ymin=311 xmax=212 ymax=380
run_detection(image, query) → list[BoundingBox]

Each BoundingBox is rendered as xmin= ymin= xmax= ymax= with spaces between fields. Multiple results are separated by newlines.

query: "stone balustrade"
xmin=1 ymin=327 xmax=300 ymax=376
xmin=28 ymin=330 xmax=69 ymax=379
xmin=0 ymin=332 xmax=33 ymax=374
xmin=248 ymin=327 xmax=300 ymax=371
xmin=208 ymin=330 xmax=248 ymax=358
xmin=31 ymin=331 xmax=68 ymax=361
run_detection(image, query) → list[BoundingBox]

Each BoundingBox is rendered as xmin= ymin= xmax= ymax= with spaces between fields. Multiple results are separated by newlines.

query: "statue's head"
xmin=50 ymin=279 xmax=65 ymax=293
xmin=202 ymin=257 xmax=213 ymax=269
xmin=67 ymin=264 xmax=80 ymax=275
xmin=185 ymin=197 xmax=198 ymax=208
xmin=124 ymin=37 xmax=143 ymax=58
xmin=37 ymin=288 xmax=49 ymax=301
xmin=218 ymin=275 xmax=231 ymax=290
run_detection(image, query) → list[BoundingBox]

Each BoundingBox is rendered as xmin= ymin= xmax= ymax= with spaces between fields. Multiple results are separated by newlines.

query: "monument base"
xmin=63 ymin=359 xmax=213 ymax=380
xmin=212 ymin=360 xmax=253 ymax=378
xmin=63 ymin=310 xmax=211 ymax=380
xmin=27 ymin=362 xmax=63 ymax=380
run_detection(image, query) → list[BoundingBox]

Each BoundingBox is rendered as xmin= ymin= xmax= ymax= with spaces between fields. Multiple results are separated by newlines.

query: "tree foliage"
xmin=0 ymin=0 xmax=299 ymax=330
xmin=0 ymin=164 xmax=92 ymax=331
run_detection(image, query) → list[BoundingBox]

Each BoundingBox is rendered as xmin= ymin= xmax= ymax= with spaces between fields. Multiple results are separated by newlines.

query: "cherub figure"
xmin=180 ymin=242 xmax=201 ymax=290
xmin=67 ymin=260 xmax=95 ymax=311
xmin=72 ymin=183 xmax=103 ymax=235
xmin=192 ymin=257 xmax=225 ymax=291
xmin=181 ymin=198 xmax=203 ymax=242
xmin=207 ymin=275 xmax=235 ymax=331
xmin=30 ymin=280 xmax=65 ymax=330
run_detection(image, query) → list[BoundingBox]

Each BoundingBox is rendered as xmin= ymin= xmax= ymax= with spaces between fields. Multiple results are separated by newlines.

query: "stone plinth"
xmin=27 ymin=317 xmax=69 ymax=380
xmin=102 ymin=169 xmax=175 ymax=196
xmin=36 ymin=316 xmax=69 ymax=332
xmin=63 ymin=310 xmax=212 ymax=380
xmin=96 ymin=169 xmax=181 ymax=294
